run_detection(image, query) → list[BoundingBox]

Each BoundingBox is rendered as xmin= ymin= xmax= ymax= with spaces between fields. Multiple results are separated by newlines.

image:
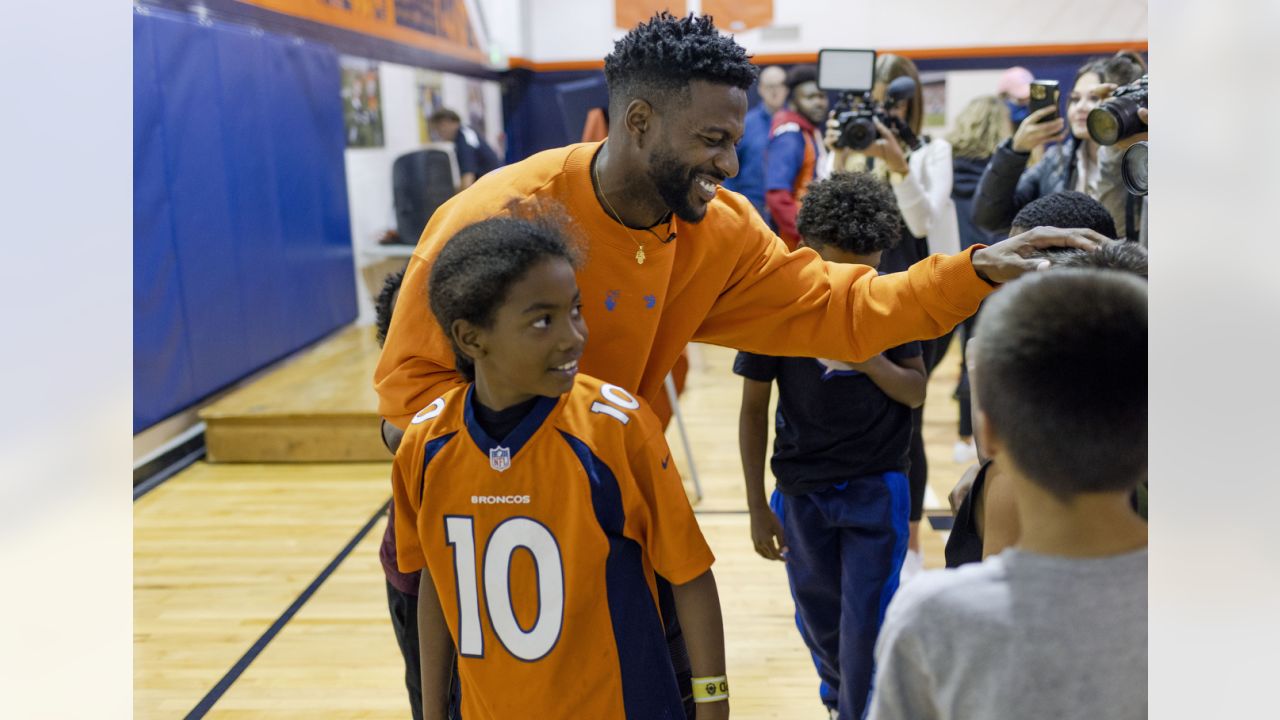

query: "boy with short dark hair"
xmin=736 ymin=172 xmax=926 ymax=720
xmin=946 ymin=192 xmax=1146 ymax=567
xmin=1010 ymin=189 xmax=1118 ymax=238
xmin=871 ymin=270 xmax=1147 ymax=720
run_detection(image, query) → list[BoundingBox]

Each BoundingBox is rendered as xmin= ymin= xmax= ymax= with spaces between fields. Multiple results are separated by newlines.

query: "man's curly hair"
xmin=795 ymin=172 xmax=902 ymax=254
xmin=603 ymin=12 xmax=757 ymax=110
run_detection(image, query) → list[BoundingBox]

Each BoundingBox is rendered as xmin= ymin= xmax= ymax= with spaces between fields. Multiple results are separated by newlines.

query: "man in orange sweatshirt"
xmin=375 ymin=12 xmax=1104 ymax=719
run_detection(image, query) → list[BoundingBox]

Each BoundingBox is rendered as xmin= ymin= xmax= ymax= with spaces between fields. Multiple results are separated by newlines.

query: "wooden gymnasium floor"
xmin=135 ymin=338 xmax=971 ymax=719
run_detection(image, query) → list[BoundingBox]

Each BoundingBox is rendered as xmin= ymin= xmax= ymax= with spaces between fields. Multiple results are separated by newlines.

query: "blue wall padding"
xmin=133 ymin=8 xmax=356 ymax=433
xmin=503 ymin=69 xmax=604 ymax=162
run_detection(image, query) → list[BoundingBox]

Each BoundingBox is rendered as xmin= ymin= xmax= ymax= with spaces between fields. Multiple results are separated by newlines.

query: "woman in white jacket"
xmin=826 ymin=52 xmax=959 ymax=580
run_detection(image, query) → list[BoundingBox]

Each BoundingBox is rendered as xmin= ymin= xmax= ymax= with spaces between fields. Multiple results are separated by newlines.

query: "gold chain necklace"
xmin=592 ymin=154 xmax=671 ymax=265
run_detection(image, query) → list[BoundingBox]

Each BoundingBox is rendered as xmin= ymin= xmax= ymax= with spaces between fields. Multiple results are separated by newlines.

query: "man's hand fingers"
xmin=1015 ymin=226 xmax=1111 ymax=252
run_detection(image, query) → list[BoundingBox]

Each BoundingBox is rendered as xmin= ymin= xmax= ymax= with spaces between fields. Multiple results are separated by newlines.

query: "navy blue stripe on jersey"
xmin=418 ymin=432 xmax=459 ymax=503
xmin=463 ymin=386 xmax=559 ymax=460
xmin=558 ymin=431 xmax=684 ymax=720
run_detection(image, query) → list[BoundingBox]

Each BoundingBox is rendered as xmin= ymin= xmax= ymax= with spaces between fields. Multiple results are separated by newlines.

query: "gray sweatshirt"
xmin=869 ymin=547 xmax=1147 ymax=720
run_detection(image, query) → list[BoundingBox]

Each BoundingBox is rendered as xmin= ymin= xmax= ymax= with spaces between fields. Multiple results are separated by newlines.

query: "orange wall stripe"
xmin=507 ymin=40 xmax=1147 ymax=73
xmin=239 ymin=0 xmax=488 ymax=64
xmin=615 ymin=0 xmax=688 ymax=31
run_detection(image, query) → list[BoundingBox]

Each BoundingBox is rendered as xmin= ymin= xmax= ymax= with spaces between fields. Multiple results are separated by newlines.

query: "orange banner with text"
xmin=237 ymin=0 xmax=486 ymax=63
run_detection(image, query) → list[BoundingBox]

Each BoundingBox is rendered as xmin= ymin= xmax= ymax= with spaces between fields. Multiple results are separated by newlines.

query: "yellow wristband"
xmin=691 ymin=675 xmax=729 ymax=703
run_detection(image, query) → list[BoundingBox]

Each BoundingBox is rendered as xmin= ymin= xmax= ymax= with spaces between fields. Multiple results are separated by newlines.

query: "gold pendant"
xmin=635 ymin=246 xmax=646 ymax=265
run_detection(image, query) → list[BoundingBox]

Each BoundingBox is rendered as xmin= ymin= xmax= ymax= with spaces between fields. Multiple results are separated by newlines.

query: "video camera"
xmin=817 ymin=49 xmax=919 ymax=151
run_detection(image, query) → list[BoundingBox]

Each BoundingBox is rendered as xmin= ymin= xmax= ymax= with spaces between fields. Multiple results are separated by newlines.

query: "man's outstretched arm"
xmin=698 ymin=222 xmax=1108 ymax=364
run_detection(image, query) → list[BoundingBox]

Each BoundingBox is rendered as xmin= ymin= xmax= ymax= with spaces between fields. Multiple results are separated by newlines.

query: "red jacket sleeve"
xmin=766 ymin=188 xmax=800 ymax=249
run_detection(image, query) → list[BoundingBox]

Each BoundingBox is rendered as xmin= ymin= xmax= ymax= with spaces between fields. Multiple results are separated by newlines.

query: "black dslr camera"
xmin=817 ymin=49 xmax=919 ymax=151
xmin=1087 ymin=74 xmax=1148 ymax=146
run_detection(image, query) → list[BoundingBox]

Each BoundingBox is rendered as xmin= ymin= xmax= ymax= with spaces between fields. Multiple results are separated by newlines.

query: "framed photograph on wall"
xmin=416 ymin=69 xmax=444 ymax=144
xmin=340 ymin=56 xmax=384 ymax=148
xmin=465 ymin=79 xmax=487 ymax=140
xmin=921 ymin=73 xmax=947 ymax=131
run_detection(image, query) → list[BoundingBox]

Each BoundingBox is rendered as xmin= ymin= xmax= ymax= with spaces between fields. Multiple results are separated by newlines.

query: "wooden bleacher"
xmin=200 ymin=325 xmax=388 ymax=462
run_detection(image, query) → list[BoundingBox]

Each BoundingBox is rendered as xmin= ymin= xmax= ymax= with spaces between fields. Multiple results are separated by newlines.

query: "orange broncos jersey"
xmin=392 ymin=374 xmax=713 ymax=720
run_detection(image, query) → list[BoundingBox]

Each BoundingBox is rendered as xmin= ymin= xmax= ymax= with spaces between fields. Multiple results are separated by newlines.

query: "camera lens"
xmin=842 ymin=118 xmax=877 ymax=150
xmin=1087 ymin=106 xmax=1121 ymax=146
xmin=1121 ymin=141 xmax=1148 ymax=196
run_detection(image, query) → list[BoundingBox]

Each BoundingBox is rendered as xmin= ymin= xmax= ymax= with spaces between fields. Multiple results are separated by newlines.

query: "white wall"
xmin=522 ymin=0 xmax=1147 ymax=62
xmin=343 ymin=61 xmax=503 ymax=323
xmin=476 ymin=0 xmax=528 ymax=60
xmin=940 ymin=69 xmax=1006 ymax=132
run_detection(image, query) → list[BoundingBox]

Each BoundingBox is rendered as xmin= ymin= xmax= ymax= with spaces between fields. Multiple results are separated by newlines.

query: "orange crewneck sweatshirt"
xmin=376 ymin=141 xmax=993 ymax=428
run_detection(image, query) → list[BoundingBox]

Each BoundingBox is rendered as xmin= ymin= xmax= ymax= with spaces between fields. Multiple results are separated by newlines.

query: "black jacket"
xmin=971 ymin=136 xmax=1080 ymax=234
xmin=952 ymin=155 xmax=1004 ymax=250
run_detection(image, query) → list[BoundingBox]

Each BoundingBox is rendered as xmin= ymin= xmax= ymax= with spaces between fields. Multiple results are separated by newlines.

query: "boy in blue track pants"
xmin=735 ymin=172 xmax=926 ymax=720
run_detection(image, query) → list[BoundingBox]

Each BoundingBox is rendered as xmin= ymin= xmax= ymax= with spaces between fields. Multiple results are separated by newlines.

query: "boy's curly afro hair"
xmin=603 ymin=12 xmax=758 ymax=110
xmin=795 ymin=172 xmax=902 ymax=254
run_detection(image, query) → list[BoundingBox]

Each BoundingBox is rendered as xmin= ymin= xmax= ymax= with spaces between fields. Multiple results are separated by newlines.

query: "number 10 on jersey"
xmin=445 ymin=515 xmax=565 ymax=661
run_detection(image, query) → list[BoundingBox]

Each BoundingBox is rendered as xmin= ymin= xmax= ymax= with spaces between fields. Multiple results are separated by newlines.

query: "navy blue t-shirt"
xmin=734 ymin=343 xmax=921 ymax=495
xmin=455 ymin=126 xmax=500 ymax=179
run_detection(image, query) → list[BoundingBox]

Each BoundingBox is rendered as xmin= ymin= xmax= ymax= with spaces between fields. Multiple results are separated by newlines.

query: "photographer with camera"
xmin=971 ymin=51 xmax=1145 ymax=236
xmin=765 ymin=65 xmax=830 ymax=249
xmin=1092 ymin=77 xmax=1149 ymax=242
xmin=823 ymin=52 xmax=959 ymax=581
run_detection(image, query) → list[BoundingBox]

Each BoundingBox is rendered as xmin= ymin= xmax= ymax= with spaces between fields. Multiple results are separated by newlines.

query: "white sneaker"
xmin=829 ymin=708 xmax=839 ymax=720
xmin=900 ymin=549 xmax=923 ymax=585
xmin=952 ymin=439 xmax=977 ymax=464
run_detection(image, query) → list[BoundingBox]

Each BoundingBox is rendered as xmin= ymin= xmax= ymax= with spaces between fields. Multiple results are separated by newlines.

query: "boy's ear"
xmin=451 ymin=319 xmax=485 ymax=363
xmin=974 ymin=406 xmax=1002 ymax=459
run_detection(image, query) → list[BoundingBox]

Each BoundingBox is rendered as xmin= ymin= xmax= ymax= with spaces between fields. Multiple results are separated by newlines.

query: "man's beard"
xmin=648 ymin=145 xmax=707 ymax=223
xmin=801 ymin=105 xmax=827 ymax=127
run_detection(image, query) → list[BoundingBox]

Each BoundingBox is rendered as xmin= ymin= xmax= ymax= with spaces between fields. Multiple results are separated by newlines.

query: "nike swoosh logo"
xmin=661 ymin=454 xmax=670 ymax=469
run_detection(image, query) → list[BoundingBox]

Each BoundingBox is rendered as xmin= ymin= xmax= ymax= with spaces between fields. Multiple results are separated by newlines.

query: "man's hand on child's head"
xmin=971 ymin=227 xmax=1111 ymax=284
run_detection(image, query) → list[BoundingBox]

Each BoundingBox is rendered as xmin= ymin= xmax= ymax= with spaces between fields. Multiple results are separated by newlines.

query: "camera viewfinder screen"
xmin=817 ymin=49 xmax=876 ymax=92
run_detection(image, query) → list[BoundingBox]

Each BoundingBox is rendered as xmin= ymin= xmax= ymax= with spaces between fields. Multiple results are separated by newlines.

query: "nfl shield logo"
xmin=489 ymin=446 xmax=512 ymax=472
